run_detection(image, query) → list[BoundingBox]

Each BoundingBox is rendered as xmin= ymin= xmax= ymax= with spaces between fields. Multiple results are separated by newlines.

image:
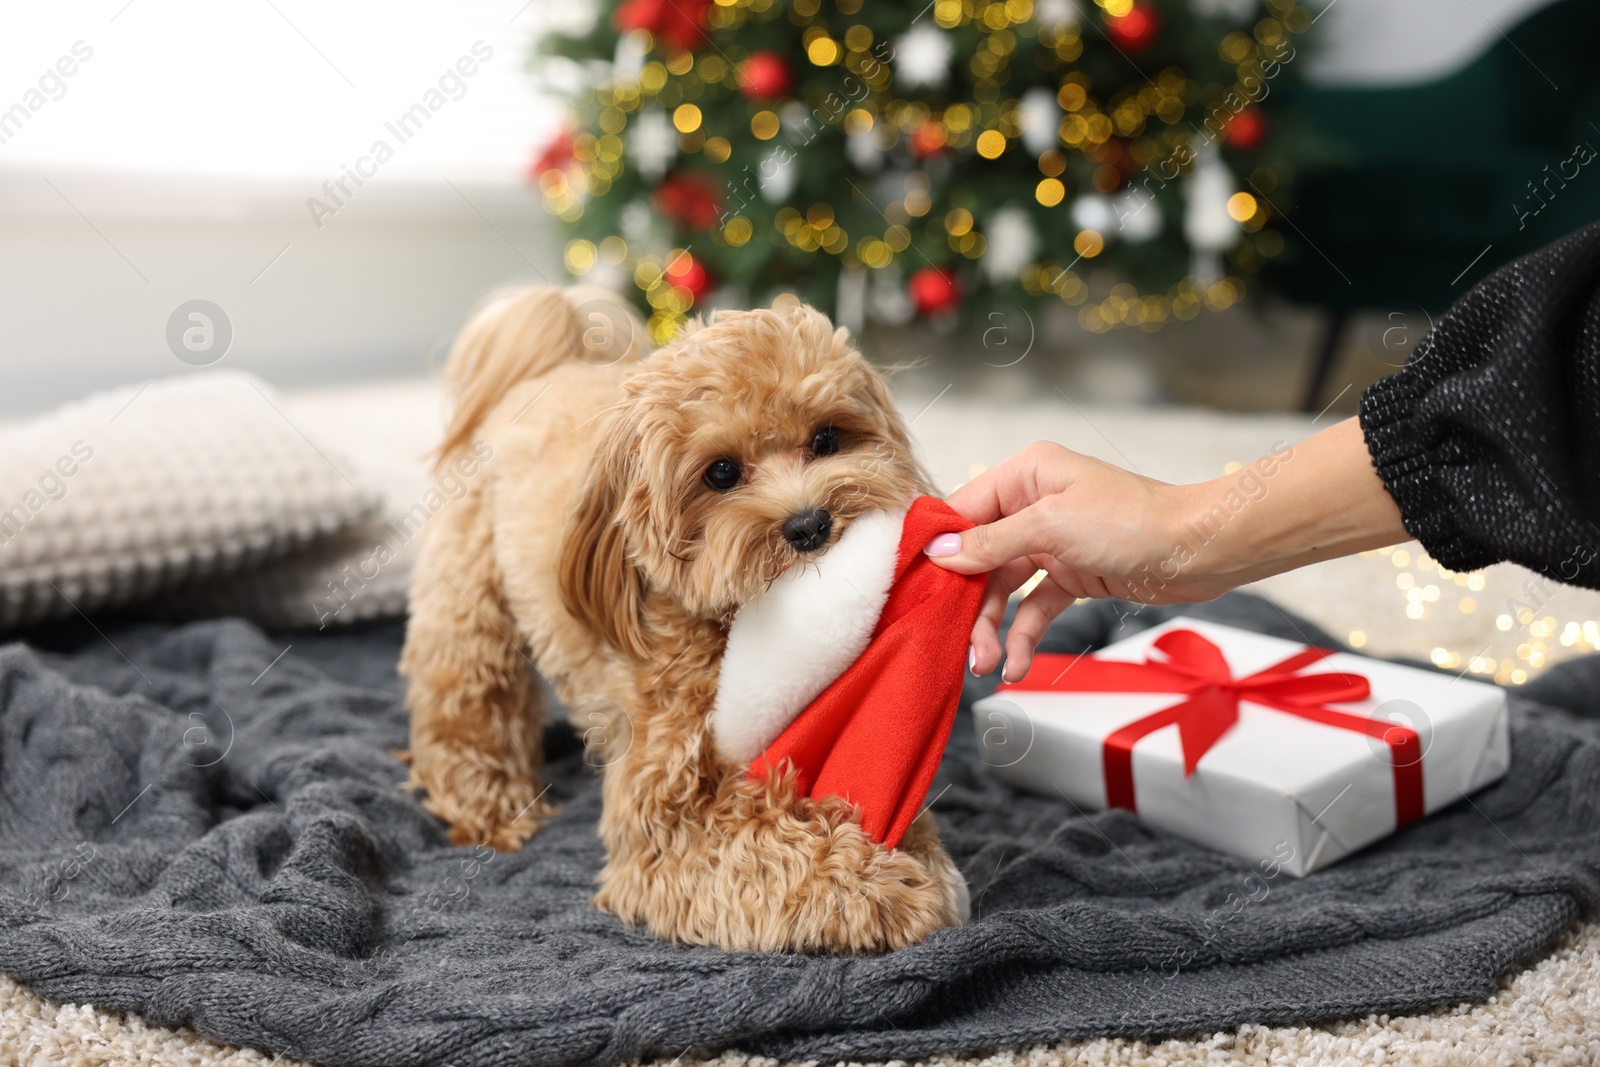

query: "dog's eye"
xmin=703 ymin=458 xmax=742 ymax=491
xmin=810 ymin=426 xmax=840 ymax=457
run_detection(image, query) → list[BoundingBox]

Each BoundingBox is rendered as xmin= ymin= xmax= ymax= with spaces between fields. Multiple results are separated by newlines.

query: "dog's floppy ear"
xmin=559 ymin=415 xmax=650 ymax=661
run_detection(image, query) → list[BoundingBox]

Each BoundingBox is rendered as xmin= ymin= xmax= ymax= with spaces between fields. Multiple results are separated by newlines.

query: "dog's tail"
xmin=433 ymin=285 xmax=646 ymax=469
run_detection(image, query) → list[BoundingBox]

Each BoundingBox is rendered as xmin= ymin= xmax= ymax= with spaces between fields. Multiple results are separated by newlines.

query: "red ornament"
xmin=908 ymin=121 xmax=946 ymax=159
xmin=529 ymin=128 xmax=576 ymax=179
xmin=1105 ymin=3 xmax=1161 ymax=53
xmin=908 ymin=267 xmax=960 ymax=317
xmin=612 ymin=0 xmax=712 ymax=52
xmin=653 ymin=172 xmax=723 ymax=231
xmin=665 ymin=251 xmax=712 ymax=301
xmin=1224 ymin=107 xmax=1269 ymax=151
xmin=739 ymin=51 xmax=793 ymax=100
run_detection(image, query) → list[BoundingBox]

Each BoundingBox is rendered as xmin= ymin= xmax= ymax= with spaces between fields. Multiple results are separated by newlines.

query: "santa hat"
xmin=711 ymin=496 xmax=985 ymax=848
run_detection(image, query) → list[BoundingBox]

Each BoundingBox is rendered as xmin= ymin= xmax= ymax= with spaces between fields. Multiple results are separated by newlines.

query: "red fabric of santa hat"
xmin=710 ymin=496 xmax=985 ymax=848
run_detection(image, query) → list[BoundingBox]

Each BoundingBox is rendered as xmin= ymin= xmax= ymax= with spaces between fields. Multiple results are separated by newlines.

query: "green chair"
xmin=1267 ymin=0 xmax=1600 ymax=409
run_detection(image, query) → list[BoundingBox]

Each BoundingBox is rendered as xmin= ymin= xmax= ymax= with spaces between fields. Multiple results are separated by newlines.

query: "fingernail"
xmin=924 ymin=532 xmax=962 ymax=557
xmin=1001 ymin=658 xmax=1019 ymax=684
xmin=968 ymin=644 xmax=978 ymax=676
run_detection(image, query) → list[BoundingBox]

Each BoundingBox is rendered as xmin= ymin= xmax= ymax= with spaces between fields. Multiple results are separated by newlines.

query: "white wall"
xmin=0 ymin=173 xmax=558 ymax=413
xmin=0 ymin=0 xmax=581 ymax=414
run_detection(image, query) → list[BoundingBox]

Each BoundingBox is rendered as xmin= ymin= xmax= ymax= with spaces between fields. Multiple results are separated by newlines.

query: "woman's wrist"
xmin=1172 ymin=418 xmax=1411 ymax=593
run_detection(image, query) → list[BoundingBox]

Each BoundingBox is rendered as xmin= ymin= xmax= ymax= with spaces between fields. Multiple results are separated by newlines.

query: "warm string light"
xmin=1019 ymin=272 xmax=1240 ymax=331
xmin=1352 ymin=544 xmax=1600 ymax=685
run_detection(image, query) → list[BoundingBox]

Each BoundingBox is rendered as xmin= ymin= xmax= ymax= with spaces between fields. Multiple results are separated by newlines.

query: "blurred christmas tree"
xmin=536 ymin=0 xmax=1323 ymax=343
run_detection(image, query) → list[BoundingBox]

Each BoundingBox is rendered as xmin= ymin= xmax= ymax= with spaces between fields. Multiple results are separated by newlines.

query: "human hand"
xmin=922 ymin=442 xmax=1239 ymax=682
xmin=922 ymin=420 xmax=1410 ymax=683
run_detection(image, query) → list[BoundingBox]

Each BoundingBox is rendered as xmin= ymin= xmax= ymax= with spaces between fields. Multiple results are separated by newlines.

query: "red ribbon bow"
xmin=1000 ymin=628 xmax=1425 ymax=828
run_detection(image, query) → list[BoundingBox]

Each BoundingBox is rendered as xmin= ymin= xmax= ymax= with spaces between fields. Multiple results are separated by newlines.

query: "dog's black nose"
xmin=782 ymin=507 xmax=833 ymax=553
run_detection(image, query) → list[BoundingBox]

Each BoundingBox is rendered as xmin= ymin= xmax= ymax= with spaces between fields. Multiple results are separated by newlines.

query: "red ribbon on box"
xmin=999 ymin=628 xmax=1425 ymax=828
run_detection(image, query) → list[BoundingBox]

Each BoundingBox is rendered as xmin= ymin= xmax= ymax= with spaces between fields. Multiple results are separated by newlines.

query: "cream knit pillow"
xmin=0 ymin=372 xmax=381 ymax=631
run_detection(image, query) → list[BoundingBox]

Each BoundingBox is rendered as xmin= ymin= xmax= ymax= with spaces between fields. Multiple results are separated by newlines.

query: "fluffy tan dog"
xmin=400 ymin=286 xmax=967 ymax=953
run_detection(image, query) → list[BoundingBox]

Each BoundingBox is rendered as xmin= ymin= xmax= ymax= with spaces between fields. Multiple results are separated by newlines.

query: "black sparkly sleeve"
xmin=1359 ymin=221 xmax=1600 ymax=589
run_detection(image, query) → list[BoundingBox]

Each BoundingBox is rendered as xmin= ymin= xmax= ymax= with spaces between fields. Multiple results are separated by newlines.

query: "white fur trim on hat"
xmin=710 ymin=508 xmax=906 ymax=764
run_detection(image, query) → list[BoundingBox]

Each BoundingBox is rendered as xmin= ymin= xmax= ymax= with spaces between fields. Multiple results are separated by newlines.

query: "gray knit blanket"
xmin=0 ymin=595 xmax=1596 ymax=1067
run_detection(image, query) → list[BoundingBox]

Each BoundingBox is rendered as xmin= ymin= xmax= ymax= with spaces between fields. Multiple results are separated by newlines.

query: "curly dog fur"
xmin=400 ymin=287 xmax=966 ymax=953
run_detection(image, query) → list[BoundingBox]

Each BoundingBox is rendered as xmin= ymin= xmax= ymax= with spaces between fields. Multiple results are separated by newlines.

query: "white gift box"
xmin=973 ymin=618 xmax=1509 ymax=876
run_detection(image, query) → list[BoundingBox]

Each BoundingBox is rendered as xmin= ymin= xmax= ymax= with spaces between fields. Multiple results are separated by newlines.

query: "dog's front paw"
xmin=930 ymin=847 xmax=972 ymax=924
xmin=832 ymin=846 xmax=967 ymax=952
xmin=596 ymin=818 xmax=963 ymax=953
xmin=406 ymin=746 xmax=556 ymax=851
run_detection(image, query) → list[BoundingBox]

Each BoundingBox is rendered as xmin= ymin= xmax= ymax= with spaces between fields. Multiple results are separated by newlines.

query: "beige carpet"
xmin=3 ymin=380 xmax=1596 ymax=1065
